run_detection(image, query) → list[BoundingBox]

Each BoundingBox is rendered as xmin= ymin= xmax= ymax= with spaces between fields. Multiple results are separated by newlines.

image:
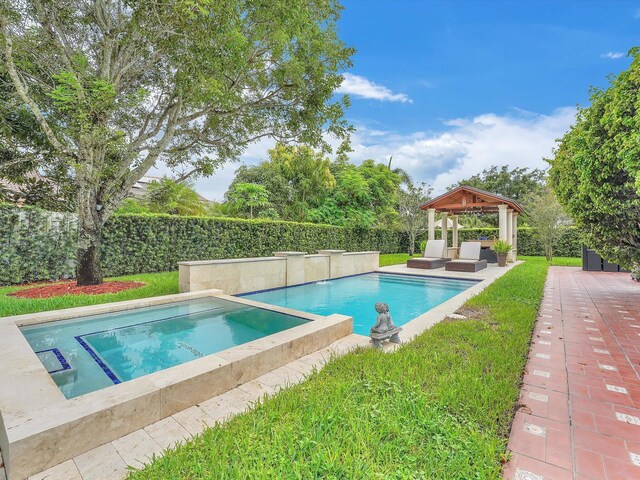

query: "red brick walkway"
xmin=503 ymin=267 xmax=640 ymax=480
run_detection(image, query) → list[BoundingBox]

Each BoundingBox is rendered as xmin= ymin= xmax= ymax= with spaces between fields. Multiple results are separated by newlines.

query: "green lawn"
xmin=378 ymin=252 xmax=422 ymax=266
xmin=128 ymin=257 xmax=551 ymax=479
xmin=519 ymin=255 xmax=581 ymax=267
xmin=0 ymin=272 xmax=179 ymax=318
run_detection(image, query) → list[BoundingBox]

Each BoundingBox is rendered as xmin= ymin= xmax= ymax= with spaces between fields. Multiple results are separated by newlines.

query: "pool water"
xmin=241 ymin=273 xmax=477 ymax=336
xmin=20 ymin=297 xmax=308 ymax=399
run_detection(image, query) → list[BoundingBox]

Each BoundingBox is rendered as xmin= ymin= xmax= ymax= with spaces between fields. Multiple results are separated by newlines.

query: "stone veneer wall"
xmin=179 ymin=250 xmax=380 ymax=294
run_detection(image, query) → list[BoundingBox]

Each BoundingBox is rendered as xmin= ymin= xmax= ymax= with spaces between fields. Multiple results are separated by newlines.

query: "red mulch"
xmin=9 ymin=281 xmax=145 ymax=299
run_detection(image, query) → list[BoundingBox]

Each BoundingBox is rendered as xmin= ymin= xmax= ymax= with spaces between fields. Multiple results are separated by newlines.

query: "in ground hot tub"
xmin=21 ymin=297 xmax=310 ymax=398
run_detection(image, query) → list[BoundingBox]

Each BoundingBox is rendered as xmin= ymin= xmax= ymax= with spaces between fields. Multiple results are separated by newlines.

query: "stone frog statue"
xmin=370 ymin=302 xmax=402 ymax=348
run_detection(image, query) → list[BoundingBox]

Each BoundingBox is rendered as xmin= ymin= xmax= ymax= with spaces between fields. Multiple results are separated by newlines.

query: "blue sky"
xmin=185 ymin=0 xmax=637 ymax=199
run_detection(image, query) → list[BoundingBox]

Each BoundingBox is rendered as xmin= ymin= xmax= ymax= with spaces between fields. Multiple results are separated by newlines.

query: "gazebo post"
xmin=441 ymin=211 xmax=448 ymax=244
xmin=507 ymin=208 xmax=514 ymax=262
xmin=512 ymin=212 xmax=518 ymax=260
xmin=428 ymin=208 xmax=436 ymax=241
xmin=498 ymin=204 xmax=508 ymax=241
xmin=452 ymin=215 xmax=459 ymax=250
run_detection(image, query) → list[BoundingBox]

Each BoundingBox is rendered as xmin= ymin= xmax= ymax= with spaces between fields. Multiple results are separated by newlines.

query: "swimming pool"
xmin=20 ymin=296 xmax=309 ymax=399
xmin=241 ymin=272 xmax=478 ymax=336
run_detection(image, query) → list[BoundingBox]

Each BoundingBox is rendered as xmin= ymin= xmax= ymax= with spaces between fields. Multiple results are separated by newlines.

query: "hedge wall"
xmin=100 ymin=214 xmax=407 ymax=277
xmin=0 ymin=205 xmax=76 ymax=285
xmin=442 ymin=227 xmax=582 ymax=258
xmin=0 ymin=204 xmax=582 ymax=285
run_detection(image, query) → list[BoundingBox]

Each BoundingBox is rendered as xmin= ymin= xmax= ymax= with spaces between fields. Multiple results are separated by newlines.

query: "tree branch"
xmin=32 ymin=0 xmax=86 ymax=101
xmin=0 ymin=156 xmax=34 ymax=172
xmin=1 ymin=21 xmax=72 ymax=158
xmin=101 ymin=101 xmax=182 ymax=219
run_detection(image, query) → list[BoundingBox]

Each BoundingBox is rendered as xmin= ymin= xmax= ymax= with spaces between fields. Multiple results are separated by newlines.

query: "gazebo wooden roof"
xmin=420 ymin=185 xmax=524 ymax=214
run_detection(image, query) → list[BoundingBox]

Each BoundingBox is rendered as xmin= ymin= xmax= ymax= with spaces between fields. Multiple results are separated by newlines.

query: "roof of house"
xmin=420 ymin=185 xmax=524 ymax=214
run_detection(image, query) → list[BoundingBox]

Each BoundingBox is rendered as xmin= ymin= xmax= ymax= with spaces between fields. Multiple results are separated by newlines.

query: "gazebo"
xmin=420 ymin=185 xmax=524 ymax=261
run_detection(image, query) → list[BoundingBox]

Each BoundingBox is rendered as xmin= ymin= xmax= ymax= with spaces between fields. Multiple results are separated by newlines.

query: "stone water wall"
xmin=178 ymin=250 xmax=380 ymax=294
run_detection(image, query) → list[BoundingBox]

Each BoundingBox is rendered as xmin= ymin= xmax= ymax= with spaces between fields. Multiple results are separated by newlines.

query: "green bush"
xmin=436 ymin=227 xmax=581 ymax=258
xmin=413 ymin=227 xmax=581 ymax=258
xmin=0 ymin=204 xmax=582 ymax=285
xmin=0 ymin=204 xmax=76 ymax=285
xmin=100 ymin=214 xmax=406 ymax=277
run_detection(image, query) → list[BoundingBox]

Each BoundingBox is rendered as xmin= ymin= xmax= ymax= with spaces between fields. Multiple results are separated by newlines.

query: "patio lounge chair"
xmin=407 ymin=239 xmax=450 ymax=269
xmin=445 ymin=242 xmax=487 ymax=272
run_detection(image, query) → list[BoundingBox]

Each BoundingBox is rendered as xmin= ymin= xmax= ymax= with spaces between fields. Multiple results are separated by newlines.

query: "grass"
xmin=519 ymin=255 xmax=581 ymax=267
xmin=0 ymin=272 xmax=179 ymax=318
xmin=378 ymin=252 xmax=421 ymax=266
xmin=128 ymin=257 xmax=551 ymax=479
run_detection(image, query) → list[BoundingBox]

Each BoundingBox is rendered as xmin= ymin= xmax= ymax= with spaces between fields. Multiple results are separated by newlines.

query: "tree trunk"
xmin=76 ymin=179 xmax=104 ymax=286
xmin=545 ymin=243 xmax=553 ymax=262
xmin=408 ymin=230 xmax=415 ymax=255
xmin=77 ymin=231 xmax=103 ymax=285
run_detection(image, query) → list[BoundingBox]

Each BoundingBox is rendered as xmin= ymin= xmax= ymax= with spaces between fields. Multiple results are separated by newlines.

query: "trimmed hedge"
xmin=0 ymin=204 xmax=582 ymax=285
xmin=100 ymin=214 xmax=407 ymax=277
xmin=445 ymin=227 xmax=582 ymax=258
xmin=0 ymin=205 xmax=76 ymax=285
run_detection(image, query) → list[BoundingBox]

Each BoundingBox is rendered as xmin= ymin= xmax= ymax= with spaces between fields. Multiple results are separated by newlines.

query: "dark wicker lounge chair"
xmin=445 ymin=242 xmax=487 ymax=272
xmin=407 ymin=240 xmax=449 ymax=270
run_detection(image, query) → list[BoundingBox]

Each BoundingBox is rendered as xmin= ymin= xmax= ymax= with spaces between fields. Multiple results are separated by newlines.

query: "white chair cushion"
xmin=424 ymin=239 xmax=446 ymax=258
xmin=458 ymin=242 xmax=481 ymax=260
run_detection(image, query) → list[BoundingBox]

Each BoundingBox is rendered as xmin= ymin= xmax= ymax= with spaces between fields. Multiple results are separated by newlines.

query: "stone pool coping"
xmin=0 ymin=290 xmax=352 ymax=480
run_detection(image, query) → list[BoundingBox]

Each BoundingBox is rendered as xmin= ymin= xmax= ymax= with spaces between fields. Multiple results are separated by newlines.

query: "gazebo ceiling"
xmin=420 ymin=185 xmax=524 ymax=214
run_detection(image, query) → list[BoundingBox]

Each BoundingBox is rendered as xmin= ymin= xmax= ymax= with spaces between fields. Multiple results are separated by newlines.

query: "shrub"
xmin=0 ymin=204 xmax=76 ymax=285
xmin=436 ymin=227 xmax=581 ymax=258
xmin=492 ymin=239 xmax=511 ymax=254
xmin=0 ymin=206 xmax=407 ymax=284
xmin=99 ymin=214 xmax=407 ymax=276
xmin=0 ymin=205 xmax=582 ymax=285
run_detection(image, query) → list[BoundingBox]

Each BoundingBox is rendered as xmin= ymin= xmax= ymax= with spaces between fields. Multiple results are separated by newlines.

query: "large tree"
xmin=0 ymin=0 xmax=353 ymax=284
xmin=548 ymin=49 xmax=640 ymax=272
xmin=227 ymin=143 xmax=336 ymax=221
xmin=522 ymin=187 xmax=570 ymax=261
xmin=227 ymin=182 xmax=270 ymax=219
xmin=451 ymin=165 xmax=546 ymax=201
xmin=308 ymin=160 xmax=404 ymax=228
xmin=397 ymin=182 xmax=432 ymax=255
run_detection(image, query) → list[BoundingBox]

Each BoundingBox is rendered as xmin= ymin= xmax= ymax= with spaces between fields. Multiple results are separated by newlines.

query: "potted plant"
xmin=493 ymin=239 xmax=511 ymax=267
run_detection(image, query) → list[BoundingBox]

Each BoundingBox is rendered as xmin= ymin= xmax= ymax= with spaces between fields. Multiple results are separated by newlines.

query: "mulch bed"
xmin=9 ymin=281 xmax=145 ymax=299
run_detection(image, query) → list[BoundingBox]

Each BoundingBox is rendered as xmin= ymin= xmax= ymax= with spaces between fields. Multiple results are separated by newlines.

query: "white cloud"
xmin=153 ymin=107 xmax=575 ymax=200
xmin=346 ymin=107 xmax=576 ymax=194
xmin=336 ymin=73 xmax=412 ymax=103
xmin=601 ymin=52 xmax=625 ymax=59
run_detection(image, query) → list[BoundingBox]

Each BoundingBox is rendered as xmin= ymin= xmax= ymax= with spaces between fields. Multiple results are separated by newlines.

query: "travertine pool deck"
xmin=503 ymin=267 xmax=640 ymax=480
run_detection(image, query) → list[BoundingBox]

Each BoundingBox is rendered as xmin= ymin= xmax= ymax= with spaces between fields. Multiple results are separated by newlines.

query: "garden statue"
xmin=370 ymin=302 xmax=402 ymax=348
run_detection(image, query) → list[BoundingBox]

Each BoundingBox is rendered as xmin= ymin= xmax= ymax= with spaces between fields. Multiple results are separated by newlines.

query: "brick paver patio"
xmin=504 ymin=267 xmax=640 ymax=480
